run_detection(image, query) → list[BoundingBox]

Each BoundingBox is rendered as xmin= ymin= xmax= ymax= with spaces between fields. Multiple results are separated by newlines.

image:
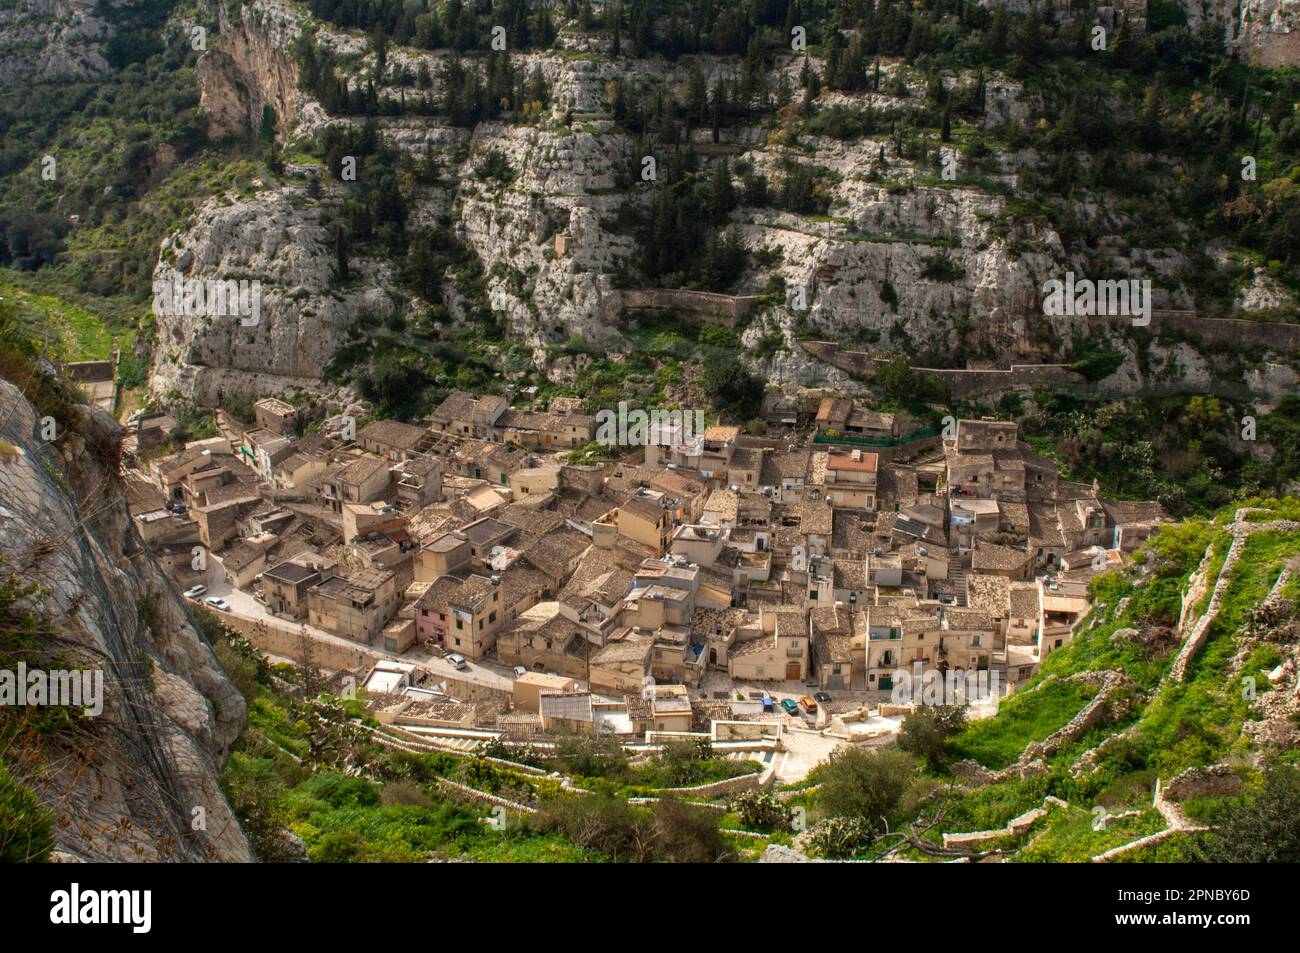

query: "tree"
xmin=700 ymin=354 xmax=764 ymax=420
xmin=257 ymin=105 xmax=278 ymax=144
xmin=875 ymin=356 xmax=915 ymax=398
xmin=987 ymin=3 xmax=1009 ymax=56
xmin=1194 ymin=765 xmax=1300 ymax=862
xmin=1013 ymin=3 xmax=1043 ymax=66
xmin=295 ymin=627 xmax=324 ymax=696
xmin=898 ymin=704 xmax=967 ymax=766
xmin=815 ymin=747 xmax=915 ymax=833
xmin=334 ymin=224 xmax=349 ymax=281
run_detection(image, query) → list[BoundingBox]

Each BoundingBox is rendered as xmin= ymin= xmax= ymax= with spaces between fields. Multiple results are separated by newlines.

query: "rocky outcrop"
xmin=0 ymin=0 xmax=117 ymax=83
xmin=0 ymin=376 xmax=251 ymax=862
xmin=154 ymin=0 xmax=1299 ymax=406
xmin=199 ymin=0 xmax=329 ymax=141
xmin=1184 ymin=0 xmax=1300 ymax=67
xmin=150 ymin=178 xmax=390 ymax=402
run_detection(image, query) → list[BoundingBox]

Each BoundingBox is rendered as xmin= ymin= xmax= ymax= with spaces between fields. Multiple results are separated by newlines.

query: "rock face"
xmin=199 ymin=1 xmax=329 ymax=141
xmin=150 ymin=181 xmax=387 ymax=403
xmin=148 ymin=0 xmax=1297 ymax=405
xmin=0 ymin=0 xmax=117 ymax=83
xmin=0 ymin=377 xmax=251 ymax=862
xmin=1186 ymin=0 xmax=1300 ymax=67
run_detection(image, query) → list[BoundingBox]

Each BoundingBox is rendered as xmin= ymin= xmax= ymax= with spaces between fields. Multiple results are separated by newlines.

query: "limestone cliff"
xmin=0 ymin=0 xmax=117 ymax=83
xmin=1187 ymin=0 xmax=1300 ymax=67
xmin=149 ymin=0 xmax=1297 ymax=406
xmin=0 ymin=375 xmax=251 ymax=862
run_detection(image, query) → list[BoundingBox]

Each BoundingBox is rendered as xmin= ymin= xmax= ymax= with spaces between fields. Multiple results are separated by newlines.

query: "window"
xmin=456 ymin=619 xmax=463 ymax=630
xmin=488 ymin=611 xmax=496 ymax=624
xmin=809 ymin=590 xmax=817 ymax=600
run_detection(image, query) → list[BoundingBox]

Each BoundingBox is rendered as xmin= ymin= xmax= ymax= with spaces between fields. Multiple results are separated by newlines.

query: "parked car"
xmin=183 ymin=585 xmax=207 ymax=599
xmin=814 ymin=691 xmax=832 ymax=705
xmin=204 ymin=596 xmax=230 ymax=612
xmin=513 ymin=665 xmax=528 ymax=679
xmin=780 ymin=698 xmax=800 ymax=716
xmin=446 ymin=653 xmax=468 ymax=671
xmin=798 ymin=695 xmax=818 ymax=714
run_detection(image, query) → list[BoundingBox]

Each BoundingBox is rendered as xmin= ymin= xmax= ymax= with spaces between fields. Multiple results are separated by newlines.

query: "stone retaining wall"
xmin=1024 ymin=670 xmax=1131 ymax=762
xmin=659 ymin=770 xmax=766 ymax=798
xmin=799 ymin=341 xmax=1086 ymax=399
xmin=621 ymin=288 xmax=762 ymax=327
xmin=436 ymin=778 xmax=537 ymax=814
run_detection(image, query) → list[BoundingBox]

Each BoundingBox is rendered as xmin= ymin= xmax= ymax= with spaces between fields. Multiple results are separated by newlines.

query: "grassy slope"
xmin=0 ymin=276 xmax=133 ymax=361
xmin=916 ymin=497 xmax=1300 ymax=861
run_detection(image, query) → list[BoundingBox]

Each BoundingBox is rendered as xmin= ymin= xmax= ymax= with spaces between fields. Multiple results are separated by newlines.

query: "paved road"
xmin=191 ymin=567 xmax=513 ymax=693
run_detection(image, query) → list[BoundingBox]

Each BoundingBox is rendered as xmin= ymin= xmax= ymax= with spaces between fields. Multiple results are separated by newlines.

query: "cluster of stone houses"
xmin=126 ymin=389 xmax=1165 ymax=737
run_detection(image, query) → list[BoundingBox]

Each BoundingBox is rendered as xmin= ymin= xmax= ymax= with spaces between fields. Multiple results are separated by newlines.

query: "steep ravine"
xmin=0 ymin=376 xmax=251 ymax=862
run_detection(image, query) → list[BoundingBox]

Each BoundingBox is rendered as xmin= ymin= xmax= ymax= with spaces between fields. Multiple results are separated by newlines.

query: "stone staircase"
xmin=948 ymin=556 xmax=969 ymax=606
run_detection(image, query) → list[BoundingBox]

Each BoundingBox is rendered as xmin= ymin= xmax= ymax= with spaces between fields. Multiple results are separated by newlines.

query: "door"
xmin=785 ymin=661 xmax=801 ymax=680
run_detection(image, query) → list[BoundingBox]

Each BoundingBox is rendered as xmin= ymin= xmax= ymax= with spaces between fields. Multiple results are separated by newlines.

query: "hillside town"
xmin=122 ymin=388 xmax=1167 ymax=772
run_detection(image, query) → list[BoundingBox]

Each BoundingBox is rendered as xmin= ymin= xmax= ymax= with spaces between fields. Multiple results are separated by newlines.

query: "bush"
xmin=919 ymin=252 xmax=966 ymax=282
xmin=700 ymin=354 xmax=764 ymax=420
xmin=653 ymin=737 xmax=715 ymax=786
xmin=530 ymin=794 xmax=654 ymax=862
xmin=551 ymin=734 xmax=627 ymax=778
xmin=0 ymin=761 xmax=53 ymax=862
xmin=806 ymin=816 xmax=873 ymax=858
xmin=651 ymin=797 xmax=734 ymax=863
xmin=300 ymin=772 xmax=381 ymax=809
xmin=730 ymin=789 xmax=793 ymax=832
xmin=898 ymin=705 xmax=968 ymax=767
xmin=1192 ymin=765 xmax=1300 ymax=862
xmin=814 ymin=747 xmax=916 ymax=833
xmin=380 ymin=781 xmax=432 ymax=808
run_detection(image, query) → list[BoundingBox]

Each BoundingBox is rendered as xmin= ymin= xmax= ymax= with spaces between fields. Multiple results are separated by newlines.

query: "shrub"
xmin=806 ymin=816 xmax=873 ymax=858
xmin=0 ymin=761 xmax=54 ymax=862
xmin=551 ymin=733 xmax=627 ymax=778
xmin=730 ymin=789 xmax=793 ymax=832
xmin=898 ymin=704 xmax=968 ymax=767
xmin=813 ymin=747 xmax=916 ymax=832
xmin=651 ymin=797 xmax=734 ymax=863
xmin=700 ymin=354 xmax=764 ymax=420
xmin=1192 ymin=765 xmax=1300 ymax=862
xmin=530 ymin=794 xmax=654 ymax=862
